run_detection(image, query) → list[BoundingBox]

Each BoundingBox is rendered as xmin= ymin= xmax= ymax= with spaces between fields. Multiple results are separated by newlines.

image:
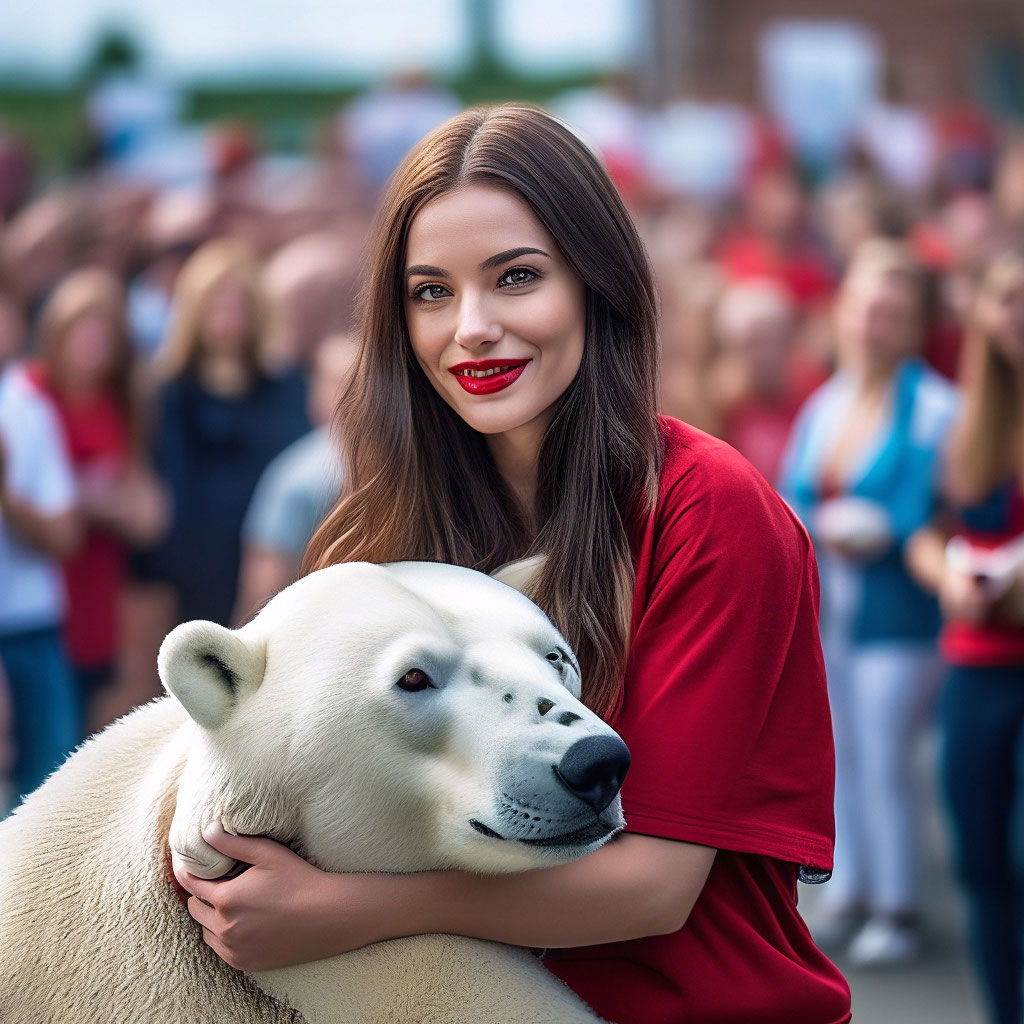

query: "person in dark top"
xmin=141 ymin=238 xmax=309 ymax=627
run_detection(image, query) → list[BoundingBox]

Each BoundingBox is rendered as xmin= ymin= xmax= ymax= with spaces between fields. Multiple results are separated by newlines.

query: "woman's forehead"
xmin=405 ymin=185 xmax=557 ymax=266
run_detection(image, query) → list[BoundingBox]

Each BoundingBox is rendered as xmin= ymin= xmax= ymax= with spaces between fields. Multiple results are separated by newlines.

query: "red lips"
xmin=448 ymin=358 xmax=531 ymax=395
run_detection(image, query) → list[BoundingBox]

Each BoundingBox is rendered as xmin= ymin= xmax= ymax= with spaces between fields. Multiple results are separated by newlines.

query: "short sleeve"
xmin=242 ymin=449 xmax=306 ymax=556
xmin=616 ymin=424 xmax=834 ymax=872
xmin=2 ymin=388 xmax=75 ymax=515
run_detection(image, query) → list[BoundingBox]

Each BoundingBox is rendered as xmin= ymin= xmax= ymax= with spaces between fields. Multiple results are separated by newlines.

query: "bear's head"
xmin=161 ymin=560 xmax=630 ymax=881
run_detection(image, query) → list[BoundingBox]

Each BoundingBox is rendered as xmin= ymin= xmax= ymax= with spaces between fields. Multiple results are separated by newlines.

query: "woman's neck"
xmin=486 ymin=420 xmax=547 ymax=534
xmin=842 ymin=354 xmax=899 ymax=400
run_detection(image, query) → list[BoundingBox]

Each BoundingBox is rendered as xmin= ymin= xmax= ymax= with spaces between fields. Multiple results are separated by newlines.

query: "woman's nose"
xmin=454 ymin=292 xmax=503 ymax=348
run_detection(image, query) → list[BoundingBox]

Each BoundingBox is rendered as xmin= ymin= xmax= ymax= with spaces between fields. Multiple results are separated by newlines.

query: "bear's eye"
xmin=397 ymin=669 xmax=435 ymax=692
xmin=546 ymin=651 xmax=561 ymax=663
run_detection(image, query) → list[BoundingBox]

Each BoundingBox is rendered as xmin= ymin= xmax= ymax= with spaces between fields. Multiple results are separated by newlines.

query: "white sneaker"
xmin=847 ymin=917 xmax=920 ymax=967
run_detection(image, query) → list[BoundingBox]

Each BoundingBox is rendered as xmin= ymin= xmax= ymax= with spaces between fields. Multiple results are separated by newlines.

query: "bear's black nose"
xmin=554 ymin=735 xmax=631 ymax=814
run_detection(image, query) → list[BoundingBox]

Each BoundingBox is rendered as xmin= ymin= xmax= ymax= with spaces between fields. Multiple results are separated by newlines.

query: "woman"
xmin=138 ymin=239 xmax=309 ymax=628
xmin=175 ymin=104 xmax=851 ymax=1024
xmin=779 ymin=240 xmax=959 ymax=965
xmin=26 ymin=268 xmax=165 ymax=727
xmin=906 ymin=249 xmax=1024 ymax=1024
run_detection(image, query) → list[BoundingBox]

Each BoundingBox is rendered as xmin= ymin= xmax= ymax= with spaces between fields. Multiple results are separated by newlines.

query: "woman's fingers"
xmin=186 ymin=895 xmax=218 ymax=929
xmin=176 ymin=869 xmax=223 ymax=906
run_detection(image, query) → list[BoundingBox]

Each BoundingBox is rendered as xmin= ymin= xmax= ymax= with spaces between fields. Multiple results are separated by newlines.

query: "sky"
xmin=0 ymin=0 xmax=642 ymax=82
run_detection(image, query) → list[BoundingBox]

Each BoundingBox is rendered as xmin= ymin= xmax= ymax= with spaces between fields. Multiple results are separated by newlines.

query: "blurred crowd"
xmin=1 ymin=67 xmax=1024 ymax=1024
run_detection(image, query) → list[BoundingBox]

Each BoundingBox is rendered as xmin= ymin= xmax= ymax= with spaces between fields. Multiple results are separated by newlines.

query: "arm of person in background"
xmin=231 ymin=440 xmax=322 ymax=626
xmin=0 ymin=434 xmax=81 ymax=559
xmin=178 ymin=825 xmax=716 ymax=972
xmin=75 ymin=462 xmax=170 ymax=548
xmin=905 ymin=523 xmax=994 ymax=626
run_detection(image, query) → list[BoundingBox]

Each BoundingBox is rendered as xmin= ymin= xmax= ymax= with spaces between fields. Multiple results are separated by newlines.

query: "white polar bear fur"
xmin=0 ymin=560 xmax=620 ymax=1024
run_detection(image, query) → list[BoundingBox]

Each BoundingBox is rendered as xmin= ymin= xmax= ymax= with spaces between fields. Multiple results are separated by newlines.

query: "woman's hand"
xmin=173 ymin=824 xmax=390 ymax=972
xmin=939 ymin=566 xmax=993 ymax=625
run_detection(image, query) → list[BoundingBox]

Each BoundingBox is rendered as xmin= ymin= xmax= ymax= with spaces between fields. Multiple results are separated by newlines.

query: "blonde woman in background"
xmin=907 ymin=249 xmax=1024 ymax=1024
xmin=134 ymin=239 xmax=309 ymax=629
xmin=779 ymin=239 xmax=960 ymax=966
xmin=25 ymin=269 xmax=166 ymax=729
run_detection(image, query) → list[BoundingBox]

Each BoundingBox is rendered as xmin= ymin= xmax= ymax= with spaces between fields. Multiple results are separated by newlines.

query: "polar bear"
xmin=0 ymin=560 xmax=630 ymax=1024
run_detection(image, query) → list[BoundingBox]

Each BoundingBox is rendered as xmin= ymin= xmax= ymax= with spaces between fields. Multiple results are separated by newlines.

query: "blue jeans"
xmin=941 ymin=663 xmax=1024 ymax=1024
xmin=0 ymin=626 xmax=79 ymax=808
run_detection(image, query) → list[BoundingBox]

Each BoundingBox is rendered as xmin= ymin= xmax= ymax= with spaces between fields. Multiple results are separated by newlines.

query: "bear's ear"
xmin=490 ymin=553 xmax=547 ymax=597
xmin=158 ymin=620 xmax=266 ymax=730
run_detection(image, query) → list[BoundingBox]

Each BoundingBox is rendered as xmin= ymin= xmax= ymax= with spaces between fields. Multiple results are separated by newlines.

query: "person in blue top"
xmin=779 ymin=238 xmax=959 ymax=966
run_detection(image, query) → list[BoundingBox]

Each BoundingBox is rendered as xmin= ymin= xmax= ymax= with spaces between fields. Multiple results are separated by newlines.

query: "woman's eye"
xmin=412 ymin=284 xmax=450 ymax=302
xmin=498 ymin=267 xmax=537 ymax=289
xmin=397 ymin=669 xmax=435 ymax=692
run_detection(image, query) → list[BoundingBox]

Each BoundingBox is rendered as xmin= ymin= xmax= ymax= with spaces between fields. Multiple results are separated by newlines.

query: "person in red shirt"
xmin=907 ymin=249 xmax=1024 ymax=1024
xmin=173 ymin=104 xmax=852 ymax=1023
xmin=28 ymin=268 xmax=166 ymax=730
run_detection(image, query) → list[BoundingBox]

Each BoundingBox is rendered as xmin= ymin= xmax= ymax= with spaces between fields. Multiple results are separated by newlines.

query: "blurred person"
xmin=708 ymin=279 xmax=810 ymax=485
xmin=905 ymin=249 xmax=1024 ymax=1024
xmin=816 ymin=175 xmax=903 ymax=274
xmin=779 ymin=240 xmax=959 ymax=966
xmin=912 ymin=191 xmax=996 ymax=380
xmin=233 ymin=332 xmax=356 ymax=624
xmin=25 ymin=269 xmax=167 ymax=731
xmin=0 ymin=191 xmax=86 ymax=329
xmin=716 ymin=165 xmax=836 ymax=312
xmin=341 ymin=70 xmax=461 ymax=189
xmin=0 ymin=290 xmax=81 ymax=806
xmin=991 ymin=137 xmax=1024 ymax=249
xmin=261 ymin=231 xmax=361 ymax=372
xmin=126 ymin=187 xmax=213 ymax=359
xmin=74 ymin=182 xmax=151 ymax=281
xmin=138 ymin=238 xmax=309 ymax=629
xmin=647 ymin=200 xmax=726 ymax=434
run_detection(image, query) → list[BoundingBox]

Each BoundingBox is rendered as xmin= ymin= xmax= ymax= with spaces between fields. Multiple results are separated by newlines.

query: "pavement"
xmin=799 ymin=733 xmax=988 ymax=1024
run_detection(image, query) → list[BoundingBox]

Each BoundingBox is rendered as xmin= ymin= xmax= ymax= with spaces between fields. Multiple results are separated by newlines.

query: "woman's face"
xmin=199 ymin=271 xmax=254 ymax=357
xmin=834 ymin=270 xmax=921 ymax=374
xmin=979 ymin=274 xmax=1024 ymax=366
xmin=61 ymin=309 xmax=118 ymax=387
xmin=403 ymin=185 xmax=584 ymax=444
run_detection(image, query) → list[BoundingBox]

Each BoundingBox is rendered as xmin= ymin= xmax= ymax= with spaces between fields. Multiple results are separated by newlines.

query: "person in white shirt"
xmin=0 ymin=351 xmax=81 ymax=807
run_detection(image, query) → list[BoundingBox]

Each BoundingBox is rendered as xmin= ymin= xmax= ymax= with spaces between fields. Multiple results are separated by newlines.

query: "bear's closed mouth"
xmin=470 ymin=818 xmax=614 ymax=846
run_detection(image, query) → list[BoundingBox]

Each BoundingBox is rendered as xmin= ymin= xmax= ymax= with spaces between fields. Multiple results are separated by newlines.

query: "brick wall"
xmin=647 ymin=0 xmax=1024 ymax=107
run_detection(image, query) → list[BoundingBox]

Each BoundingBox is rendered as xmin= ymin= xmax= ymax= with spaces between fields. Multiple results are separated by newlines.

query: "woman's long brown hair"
xmin=303 ymin=104 xmax=662 ymax=719
xmin=947 ymin=249 xmax=1024 ymax=504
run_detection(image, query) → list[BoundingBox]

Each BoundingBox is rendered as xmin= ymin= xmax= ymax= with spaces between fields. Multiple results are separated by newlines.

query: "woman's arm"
xmin=176 ymin=825 xmax=717 ymax=973
xmin=905 ymin=523 xmax=994 ymax=625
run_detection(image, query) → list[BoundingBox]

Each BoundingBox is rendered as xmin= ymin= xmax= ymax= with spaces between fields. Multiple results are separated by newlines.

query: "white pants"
xmin=819 ymin=557 xmax=939 ymax=915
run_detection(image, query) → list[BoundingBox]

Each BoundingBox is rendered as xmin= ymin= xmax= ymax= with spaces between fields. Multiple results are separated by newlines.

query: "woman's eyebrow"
xmin=405 ymin=246 xmax=551 ymax=280
xmin=479 ymin=246 xmax=550 ymax=271
xmin=406 ymin=263 xmax=448 ymax=280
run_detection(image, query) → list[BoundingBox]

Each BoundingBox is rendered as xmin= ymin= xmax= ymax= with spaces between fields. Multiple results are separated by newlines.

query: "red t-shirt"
xmin=545 ymin=416 xmax=851 ymax=1024
xmin=26 ymin=364 xmax=129 ymax=668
